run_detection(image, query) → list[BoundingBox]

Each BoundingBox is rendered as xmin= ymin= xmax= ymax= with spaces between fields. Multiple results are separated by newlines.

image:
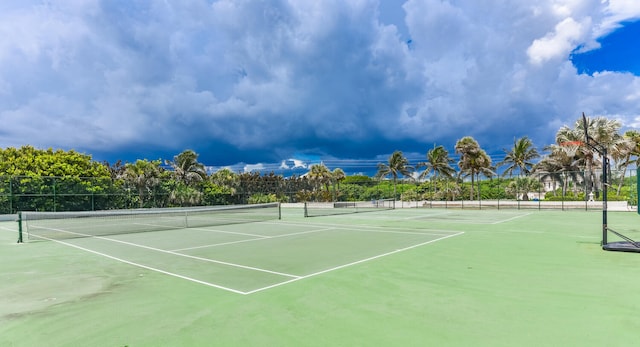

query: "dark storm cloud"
xmin=0 ymin=0 xmax=639 ymax=172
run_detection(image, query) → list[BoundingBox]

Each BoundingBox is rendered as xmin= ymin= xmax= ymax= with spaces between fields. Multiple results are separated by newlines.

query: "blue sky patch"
xmin=571 ymin=20 xmax=640 ymax=76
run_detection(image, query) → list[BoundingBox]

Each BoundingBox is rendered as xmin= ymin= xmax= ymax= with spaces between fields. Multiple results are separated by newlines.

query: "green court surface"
xmin=1 ymin=207 xmax=640 ymax=346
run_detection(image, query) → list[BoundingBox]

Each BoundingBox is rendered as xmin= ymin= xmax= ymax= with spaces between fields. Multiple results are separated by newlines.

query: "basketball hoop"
xmin=559 ymin=141 xmax=584 ymax=147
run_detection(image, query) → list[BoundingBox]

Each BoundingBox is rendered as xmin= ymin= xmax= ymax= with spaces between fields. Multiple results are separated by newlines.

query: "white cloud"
xmin=243 ymin=163 xmax=265 ymax=173
xmin=597 ymin=0 xmax=640 ymax=35
xmin=631 ymin=116 xmax=640 ymax=129
xmin=527 ymin=17 xmax=590 ymax=65
xmin=280 ymin=159 xmax=308 ymax=170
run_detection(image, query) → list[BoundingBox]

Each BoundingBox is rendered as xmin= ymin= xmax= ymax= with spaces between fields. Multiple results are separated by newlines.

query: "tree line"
xmin=326 ymin=115 xmax=639 ymax=202
xmin=0 ymin=115 xmax=638 ymax=213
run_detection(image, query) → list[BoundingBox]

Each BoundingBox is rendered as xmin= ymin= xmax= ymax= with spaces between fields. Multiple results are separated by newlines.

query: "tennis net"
xmin=304 ymin=199 xmax=395 ymax=217
xmin=18 ymin=202 xmax=280 ymax=241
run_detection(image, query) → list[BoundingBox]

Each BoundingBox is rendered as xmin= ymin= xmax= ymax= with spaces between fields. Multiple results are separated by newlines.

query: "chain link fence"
xmin=0 ymin=169 xmax=636 ymax=214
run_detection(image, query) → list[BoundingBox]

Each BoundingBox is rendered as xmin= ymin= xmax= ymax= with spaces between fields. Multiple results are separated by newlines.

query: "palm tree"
xmin=455 ymin=137 xmax=494 ymax=200
xmin=307 ymin=163 xmax=333 ymax=193
xmin=612 ymin=130 xmax=640 ymax=194
xmin=165 ymin=150 xmax=206 ymax=186
xmin=332 ymin=168 xmax=346 ymax=199
xmin=375 ymin=151 xmax=414 ymax=199
xmin=103 ymin=160 xmax=126 ymax=179
xmin=497 ymin=136 xmax=540 ymax=177
xmin=506 ymin=176 xmax=542 ymax=201
xmin=121 ymin=159 xmax=164 ymax=207
xmin=556 ymin=115 xmax=624 ymax=198
xmin=417 ymin=145 xmax=456 ymax=180
xmin=332 ymin=168 xmax=346 ymax=184
xmin=533 ymin=157 xmax=562 ymax=197
xmin=535 ymin=144 xmax=584 ymax=197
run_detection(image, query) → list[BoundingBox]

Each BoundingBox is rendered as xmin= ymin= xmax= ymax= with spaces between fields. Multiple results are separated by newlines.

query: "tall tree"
xmin=210 ymin=168 xmax=239 ymax=193
xmin=122 ymin=159 xmax=164 ymax=207
xmin=332 ymin=168 xmax=346 ymax=182
xmin=615 ymin=130 xmax=640 ymax=194
xmin=506 ymin=176 xmax=542 ymax=201
xmin=165 ymin=150 xmax=206 ymax=186
xmin=417 ymin=145 xmax=456 ymax=180
xmin=332 ymin=168 xmax=346 ymax=194
xmin=375 ymin=151 xmax=414 ymax=199
xmin=455 ymin=137 xmax=494 ymax=200
xmin=103 ymin=160 xmax=126 ymax=180
xmin=307 ymin=163 xmax=333 ymax=192
xmin=535 ymin=144 xmax=584 ymax=196
xmin=0 ymin=145 xmax=109 ymax=177
xmin=556 ymin=115 xmax=624 ymax=197
xmin=497 ymin=136 xmax=540 ymax=177
xmin=0 ymin=146 xmax=112 ymax=212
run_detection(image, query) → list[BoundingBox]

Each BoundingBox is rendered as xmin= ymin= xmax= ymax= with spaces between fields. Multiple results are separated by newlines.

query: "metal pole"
xmin=17 ymin=211 xmax=23 ymax=243
xmin=9 ymin=176 xmax=13 ymax=214
xmin=602 ymin=150 xmax=608 ymax=246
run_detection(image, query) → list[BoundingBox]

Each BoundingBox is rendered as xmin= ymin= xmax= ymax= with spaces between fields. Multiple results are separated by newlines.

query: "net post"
xmin=17 ymin=211 xmax=23 ymax=243
xmin=303 ymin=202 xmax=308 ymax=217
xmin=278 ymin=202 xmax=282 ymax=220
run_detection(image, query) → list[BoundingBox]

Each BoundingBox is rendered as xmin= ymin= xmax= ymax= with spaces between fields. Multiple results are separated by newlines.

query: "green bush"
xmin=544 ymin=190 xmax=584 ymax=201
xmin=544 ymin=188 xmax=630 ymax=202
xmin=248 ymin=193 xmax=278 ymax=204
xmin=401 ymin=188 xmax=419 ymax=201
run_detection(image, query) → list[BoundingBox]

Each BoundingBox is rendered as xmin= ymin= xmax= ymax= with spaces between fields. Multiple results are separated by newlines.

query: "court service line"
xmin=330 ymin=227 xmax=452 ymax=237
xmin=400 ymin=211 xmax=452 ymax=220
xmin=171 ymin=227 xmax=336 ymax=252
xmin=29 ymin=233 xmax=247 ymax=295
xmin=30 ymin=226 xmax=299 ymax=279
xmin=270 ymin=220 xmax=459 ymax=238
xmin=243 ymin=231 xmax=465 ymax=295
xmin=274 ymin=220 xmax=464 ymax=235
xmin=136 ymin=223 xmax=268 ymax=238
xmin=491 ymin=212 xmax=532 ymax=224
xmin=474 ymin=228 xmax=600 ymax=239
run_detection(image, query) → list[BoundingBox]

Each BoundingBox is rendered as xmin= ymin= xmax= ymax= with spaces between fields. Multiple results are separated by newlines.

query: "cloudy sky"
xmin=1 ymin=0 xmax=639 ymax=175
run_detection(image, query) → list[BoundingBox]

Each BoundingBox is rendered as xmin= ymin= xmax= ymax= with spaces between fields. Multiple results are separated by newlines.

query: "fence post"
xmin=53 ymin=177 xmax=57 ymax=212
xmin=9 ymin=176 xmax=13 ymax=214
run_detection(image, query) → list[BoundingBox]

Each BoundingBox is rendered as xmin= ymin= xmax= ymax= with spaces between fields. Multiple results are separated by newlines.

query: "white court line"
xmin=29 ymin=224 xmax=465 ymax=295
xmin=29 ymin=225 xmax=299 ymax=279
xmin=29 ymin=233 xmax=247 ymax=295
xmin=274 ymin=220 xmax=463 ymax=236
xmin=172 ymin=227 xmax=452 ymax=252
xmin=244 ymin=231 xmax=465 ymax=295
xmin=171 ymin=237 xmax=266 ymax=251
xmin=513 ymin=230 xmax=600 ymax=239
xmin=491 ymin=213 xmax=532 ymax=224
xmin=355 ymin=211 xmax=531 ymax=225
xmin=330 ymin=226 xmax=452 ymax=237
xmin=171 ymin=227 xmax=336 ymax=252
xmin=135 ymin=223 xmax=268 ymax=238
xmin=473 ymin=228 xmax=600 ymax=239
xmin=400 ymin=211 xmax=453 ymax=220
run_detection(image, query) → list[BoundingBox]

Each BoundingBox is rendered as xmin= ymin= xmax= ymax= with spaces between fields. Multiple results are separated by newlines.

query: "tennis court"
xmin=2 ymin=205 xmax=640 ymax=346
xmin=15 ymin=203 xmax=462 ymax=295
